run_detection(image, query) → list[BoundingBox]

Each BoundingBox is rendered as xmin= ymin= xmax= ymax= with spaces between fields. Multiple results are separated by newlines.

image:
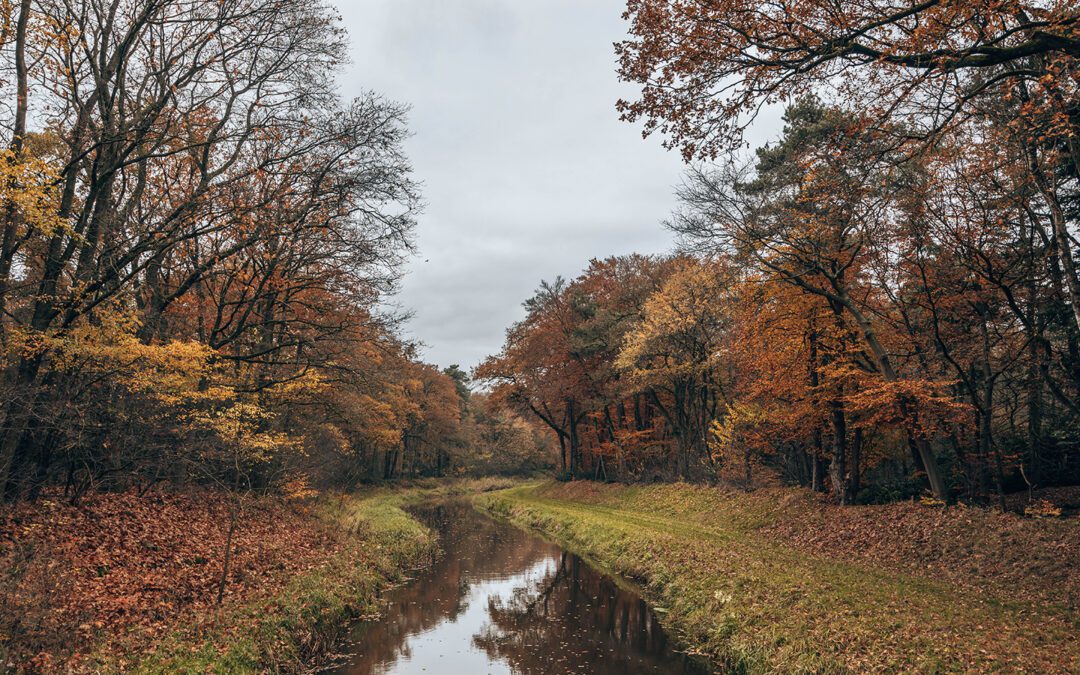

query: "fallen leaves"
xmin=758 ymin=488 xmax=1080 ymax=613
xmin=0 ymin=488 xmax=347 ymax=670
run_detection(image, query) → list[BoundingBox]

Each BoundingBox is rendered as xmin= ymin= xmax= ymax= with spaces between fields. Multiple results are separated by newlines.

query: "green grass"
xmin=477 ymin=482 xmax=1079 ymax=674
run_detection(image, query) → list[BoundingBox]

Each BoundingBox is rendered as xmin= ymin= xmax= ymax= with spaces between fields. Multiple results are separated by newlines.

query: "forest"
xmin=0 ymin=0 xmax=549 ymax=506
xmin=0 ymin=0 xmax=1077 ymax=672
xmin=480 ymin=3 xmax=1080 ymax=508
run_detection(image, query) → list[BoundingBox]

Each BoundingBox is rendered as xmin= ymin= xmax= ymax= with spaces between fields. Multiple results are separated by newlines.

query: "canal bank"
xmin=96 ymin=490 xmax=440 ymax=673
xmin=476 ymin=481 xmax=1080 ymax=673
xmin=329 ymin=500 xmax=709 ymax=674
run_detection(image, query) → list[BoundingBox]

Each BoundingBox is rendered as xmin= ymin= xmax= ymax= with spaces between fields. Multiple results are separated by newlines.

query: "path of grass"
xmin=477 ymin=482 xmax=1079 ymax=673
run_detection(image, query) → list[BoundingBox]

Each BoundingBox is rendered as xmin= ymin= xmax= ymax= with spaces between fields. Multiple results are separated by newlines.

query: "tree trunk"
xmin=566 ymin=398 xmax=580 ymax=478
xmin=604 ymin=406 xmax=624 ymax=480
xmin=1027 ymin=336 xmax=1045 ymax=488
xmin=0 ymin=0 xmax=32 ymax=327
xmin=972 ymin=311 xmax=1006 ymax=510
xmin=807 ymin=322 xmax=827 ymax=493
xmin=216 ymin=497 xmax=240 ymax=606
xmin=849 ymin=427 xmax=862 ymax=500
xmin=839 ymin=290 xmax=949 ymax=500
xmin=829 ymin=399 xmax=848 ymax=504
xmin=743 ymin=448 xmax=753 ymax=489
xmin=1042 ymin=182 xmax=1080 ymax=336
xmin=812 ymin=450 xmax=826 ymax=493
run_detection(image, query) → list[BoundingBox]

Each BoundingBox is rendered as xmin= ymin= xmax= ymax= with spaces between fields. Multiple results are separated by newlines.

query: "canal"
xmin=328 ymin=501 xmax=708 ymax=674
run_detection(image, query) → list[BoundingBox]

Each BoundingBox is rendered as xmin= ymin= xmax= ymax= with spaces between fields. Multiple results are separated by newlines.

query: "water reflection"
xmin=330 ymin=502 xmax=707 ymax=674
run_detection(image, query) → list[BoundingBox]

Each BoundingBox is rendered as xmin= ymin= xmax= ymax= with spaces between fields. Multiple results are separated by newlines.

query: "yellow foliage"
xmin=28 ymin=305 xmax=299 ymax=464
xmin=184 ymin=401 xmax=296 ymax=463
xmin=268 ymin=371 xmax=327 ymax=401
xmin=43 ymin=306 xmax=212 ymax=402
xmin=1024 ymin=499 xmax=1062 ymax=519
xmin=282 ymin=474 xmax=319 ymax=502
xmin=708 ymin=402 xmax=767 ymax=462
xmin=617 ymin=259 xmax=732 ymax=383
xmin=352 ymin=393 xmax=406 ymax=448
xmin=0 ymin=148 xmax=66 ymax=238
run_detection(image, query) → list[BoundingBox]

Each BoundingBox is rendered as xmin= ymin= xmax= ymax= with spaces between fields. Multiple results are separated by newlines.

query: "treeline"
xmin=0 ymin=0 xmax=544 ymax=503
xmin=480 ymin=1 xmax=1080 ymax=504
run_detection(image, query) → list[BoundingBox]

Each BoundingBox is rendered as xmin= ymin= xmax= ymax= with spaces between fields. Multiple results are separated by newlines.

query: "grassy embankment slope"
xmin=132 ymin=490 xmax=437 ymax=673
xmin=478 ymin=481 xmax=1079 ymax=673
xmin=1 ymin=485 xmax=447 ymax=673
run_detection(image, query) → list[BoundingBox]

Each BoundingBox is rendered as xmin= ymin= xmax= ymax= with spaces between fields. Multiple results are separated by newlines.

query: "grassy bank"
xmin=124 ymin=490 xmax=440 ymax=673
xmin=477 ymin=481 xmax=1079 ymax=673
xmin=1 ymin=487 xmax=442 ymax=673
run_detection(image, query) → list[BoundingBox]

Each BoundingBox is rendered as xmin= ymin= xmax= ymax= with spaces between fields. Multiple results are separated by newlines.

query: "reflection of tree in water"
xmin=474 ymin=551 xmax=706 ymax=674
xmin=335 ymin=501 xmax=559 ymax=673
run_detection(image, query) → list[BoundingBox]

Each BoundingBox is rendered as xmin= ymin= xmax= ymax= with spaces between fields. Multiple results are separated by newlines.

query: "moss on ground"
xmin=477 ymin=481 xmax=1079 ymax=674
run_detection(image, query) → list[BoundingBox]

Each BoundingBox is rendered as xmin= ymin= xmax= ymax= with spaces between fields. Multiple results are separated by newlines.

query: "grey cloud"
xmin=335 ymin=1 xmax=713 ymax=370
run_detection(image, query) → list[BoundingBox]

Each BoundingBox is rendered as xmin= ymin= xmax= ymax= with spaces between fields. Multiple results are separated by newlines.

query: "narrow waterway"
xmin=328 ymin=501 xmax=709 ymax=674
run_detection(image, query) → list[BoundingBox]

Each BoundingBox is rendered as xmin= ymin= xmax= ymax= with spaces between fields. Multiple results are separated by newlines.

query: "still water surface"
xmin=329 ymin=501 xmax=708 ymax=674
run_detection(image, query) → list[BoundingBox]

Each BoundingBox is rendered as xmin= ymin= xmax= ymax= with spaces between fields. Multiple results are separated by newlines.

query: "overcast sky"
xmin=336 ymin=1 xmax=777 ymax=372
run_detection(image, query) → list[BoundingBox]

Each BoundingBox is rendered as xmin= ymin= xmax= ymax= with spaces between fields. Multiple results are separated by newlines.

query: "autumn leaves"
xmin=480 ymin=0 xmax=1080 ymax=502
xmin=0 ymin=0 xmax=461 ymax=500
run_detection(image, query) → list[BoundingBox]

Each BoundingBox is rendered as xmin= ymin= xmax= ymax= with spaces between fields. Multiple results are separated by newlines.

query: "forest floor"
xmin=0 ymin=478 xmax=515 ymax=673
xmin=477 ymin=481 xmax=1080 ymax=674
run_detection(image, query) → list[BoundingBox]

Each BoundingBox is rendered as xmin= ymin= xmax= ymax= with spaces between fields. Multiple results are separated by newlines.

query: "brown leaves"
xmin=617 ymin=0 xmax=1080 ymax=159
xmin=761 ymin=488 xmax=1080 ymax=613
xmin=0 ymin=489 xmax=345 ymax=670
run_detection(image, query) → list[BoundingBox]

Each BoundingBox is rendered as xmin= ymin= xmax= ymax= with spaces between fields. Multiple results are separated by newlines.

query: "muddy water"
xmin=328 ymin=501 xmax=709 ymax=674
